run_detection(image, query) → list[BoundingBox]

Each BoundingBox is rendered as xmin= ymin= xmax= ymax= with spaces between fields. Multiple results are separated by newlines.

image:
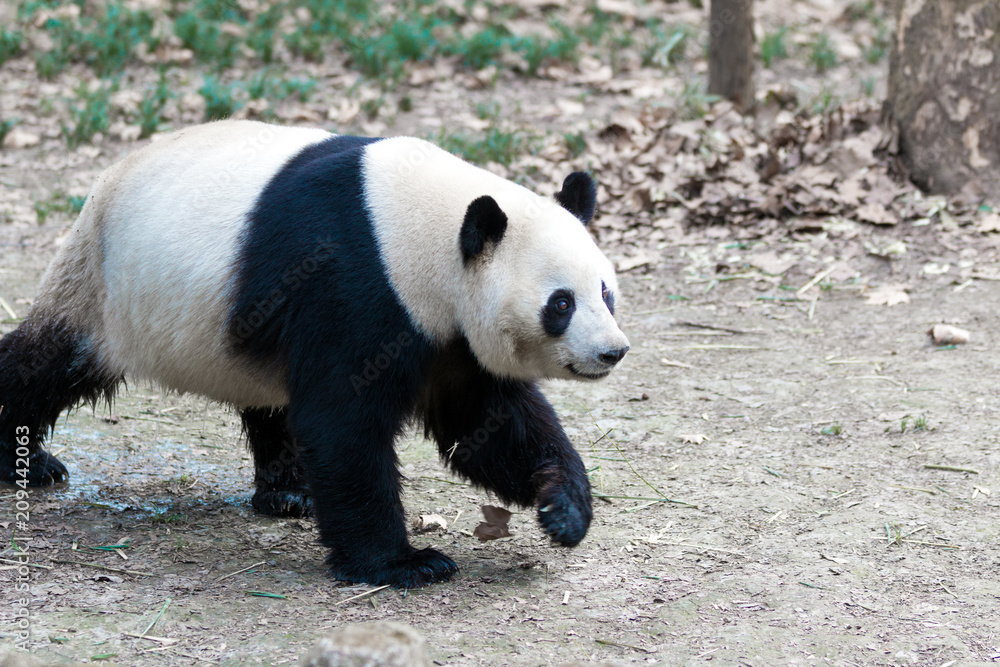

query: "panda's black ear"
xmin=555 ymin=171 xmax=597 ymax=226
xmin=460 ymin=195 xmax=508 ymax=264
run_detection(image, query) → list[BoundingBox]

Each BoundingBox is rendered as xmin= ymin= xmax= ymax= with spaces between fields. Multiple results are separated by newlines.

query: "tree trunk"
xmin=708 ymin=0 xmax=755 ymax=113
xmin=887 ymin=1 xmax=1000 ymax=195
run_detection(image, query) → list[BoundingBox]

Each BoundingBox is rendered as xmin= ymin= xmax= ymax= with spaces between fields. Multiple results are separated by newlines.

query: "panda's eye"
xmin=541 ymin=289 xmax=575 ymax=337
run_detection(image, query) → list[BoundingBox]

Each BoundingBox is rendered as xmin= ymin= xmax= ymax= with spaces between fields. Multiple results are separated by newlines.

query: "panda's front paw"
xmin=535 ymin=464 xmax=592 ymax=546
xmin=0 ymin=449 xmax=68 ymax=486
xmin=251 ymin=489 xmax=313 ymax=518
xmin=330 ymin=547 xmax=458 ymax=589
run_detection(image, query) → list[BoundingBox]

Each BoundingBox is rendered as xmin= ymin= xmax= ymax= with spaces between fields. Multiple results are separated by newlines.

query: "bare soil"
xmin=2 ymin=1 xmax=1000 ymax=665
xmin=4 ymin=197 xmax=1000 ymax=666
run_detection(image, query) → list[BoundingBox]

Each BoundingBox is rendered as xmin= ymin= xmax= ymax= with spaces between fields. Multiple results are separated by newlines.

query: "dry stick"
xmin=0 ymin=296 xmax=18 ymax=320
xmin=593 ymin=493 xmax=695 ymax=506
xmin=684 ymin=344 xmax=765 ymax=350
xmin=140 ymin=598 xmax=172 ymax=638
xmin=594 ymin=638 xmax=653 ymax=653
xmin=661 ymin=541 xmax=745 ymax=557
xmin=797 ymin=265 xmax=836 ymax=296
xmin=891 ymin=484 xmax=936 ymax=495
xmin=50 ymin=558 xmax=153 ymax=577
xmin=123 ymin=632 xmax=178 ymax=645
xmin=166 ymin=648 xmax=220 ymax=664
xmin=678 ymin=321 xmax=763 ymax=335
xmin=0 ymin=557 xmax=53 ymax=570
xmin=215 ymin=561 xmax=266 ymax=583
xmin=901 ymin=539 xmax=960 ymax=549
xmin=939 ymin=581 xmax=959 ymax=599
xmin=336 ymin=585 xmax=390 ymax=606
xmin=924 ymin=464 xmax=980 ymax=474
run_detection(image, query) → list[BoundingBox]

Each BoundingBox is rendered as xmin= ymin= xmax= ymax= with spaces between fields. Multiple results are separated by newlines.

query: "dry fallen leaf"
xmin=749 ymin=250 xmax=795 ymax=276
xmin=856 ymin=202 xmax=897 ymax=225
xmin=865 ymin=284 xmax=911 ymax=307
xmin=413 ymin=514 xmax=448 ymax=533
xmin=928 ymin=324 xmax=970 ymax=345
xmin=473 ymin=505 xmax=511 ymax=542
xmin=680 ymin=433 xmax=707 ymax=445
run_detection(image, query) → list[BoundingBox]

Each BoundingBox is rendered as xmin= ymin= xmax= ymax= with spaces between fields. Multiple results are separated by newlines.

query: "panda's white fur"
xmin=38 ymin=122 xmax=328 ymax=406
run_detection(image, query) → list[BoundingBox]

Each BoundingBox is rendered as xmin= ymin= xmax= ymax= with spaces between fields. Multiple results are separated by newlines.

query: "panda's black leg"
xmin=421 ymin=340 xmax=592 ymax=546
xmin=0 ymin=318 xmax=119 ymax=486
xmin=287 ymin=394 xmax=457 ymax=589
xmin=240 ymin=407 xmax=312 ymax=518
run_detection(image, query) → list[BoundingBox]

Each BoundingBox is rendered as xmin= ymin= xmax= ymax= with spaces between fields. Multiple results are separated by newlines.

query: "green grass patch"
xmin=809 ymin=33 xmax=837 ymax=73
xmin=63 ymin=81 xmax=113 ymax=148
xmin=761 ymin=26 xmax=788 ymax=68
xmin=138 ymin=70 xmax=172 ymax=138
xmin=564 ymin=131 xmax=587 ymax=158
xmin=174 ymin=8 xmax=241 ymax=71
xmin=34 ymin=190 xmax=87 ymax=225
xmin=0 ymin=29 xmax=24 ymax=64
xmin=864 ymin=21 xmax=889 ymax=64
xmin=438 ymin=126 xmax=528 ymax=167
xmin=199 ymin=75 xmax=242 ymax=121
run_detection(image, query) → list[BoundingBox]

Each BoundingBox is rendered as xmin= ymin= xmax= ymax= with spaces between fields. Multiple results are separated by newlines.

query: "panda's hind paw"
xmin=1 ymin=449 xmax=68 ymax=486
xmin=331 ymin=547 xmax=458 ymax=589
xmin=252 ymin=489 xmax=313 ymax=518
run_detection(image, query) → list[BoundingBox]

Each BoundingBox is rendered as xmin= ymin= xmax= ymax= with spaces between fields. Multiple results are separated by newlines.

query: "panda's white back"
xmin=42 ymin=121 xmax=329 ymax=406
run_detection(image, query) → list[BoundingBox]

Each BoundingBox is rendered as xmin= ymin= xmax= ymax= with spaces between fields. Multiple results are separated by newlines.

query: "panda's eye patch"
xmin=601 ymin=280 xmax=615 ymax=315
xmin=541 ymin=289 xmax=575 ymax=337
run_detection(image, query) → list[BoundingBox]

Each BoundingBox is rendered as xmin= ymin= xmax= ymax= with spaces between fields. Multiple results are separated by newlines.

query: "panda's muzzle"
xmin=568 ymin=345 xmax=629 ymax=379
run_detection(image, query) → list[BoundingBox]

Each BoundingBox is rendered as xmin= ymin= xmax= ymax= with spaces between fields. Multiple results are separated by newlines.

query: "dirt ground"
xmin=3 ymin=0 xmax=1000 ymax=665
xmin=4 ymin=193 xmax=1000 ymax=666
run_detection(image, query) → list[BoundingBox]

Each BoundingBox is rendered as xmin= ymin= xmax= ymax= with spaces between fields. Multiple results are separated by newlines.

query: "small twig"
xmin=891 ymin=484 xmax=936 ymax=495
xmin=684 ymin=344 xmax=766 ymax=350
xmin=938 ymin=581 xmax=959 ymax=599
xmin=123 ymin=632 xmax=178 ymax=645
xmin=592 ymin=493 xmax=695 ymax=507
xmin=594 ymin=638 xmax=653 ymax=653
xmin=50 ymin=559 xmax=153 ymax=577
xmin=923 ymin=464 xmax=979 ymax=474
xmin=797 ymin=265 xmax=836 ymax=295
xmin=0 ymin=558 xmax=53 ymax=570
xmin=215 ymin=561 xmax=265 ymax=583
xmin=0 ymin=296 xmax=18 ymax=320
xmin=900 ymin=539 xmax=960 ymax=549
xmin=660 ymin=541 xmax=745 ymax=557
xmin=677 ymin=321 xmax=763 ymax=335
xmin=140 ymin=598 xmax=172 ymax=638
xmin=336 ymin=585 xmax=390 ymax=605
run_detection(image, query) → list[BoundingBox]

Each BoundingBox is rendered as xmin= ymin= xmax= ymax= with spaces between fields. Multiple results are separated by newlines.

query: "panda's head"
xmin=457 ymin=172 xmax=629 ymax=381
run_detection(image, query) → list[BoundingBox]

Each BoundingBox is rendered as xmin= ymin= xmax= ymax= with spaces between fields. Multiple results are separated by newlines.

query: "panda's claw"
xmin=330 ymin=547 xmax=458 ymax=589
xmin=251 ymin=489 xmax=313 ymax=518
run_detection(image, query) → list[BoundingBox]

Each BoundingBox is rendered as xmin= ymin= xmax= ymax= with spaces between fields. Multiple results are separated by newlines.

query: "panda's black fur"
xmin=0 ymin=121 xmax=626 ymax=588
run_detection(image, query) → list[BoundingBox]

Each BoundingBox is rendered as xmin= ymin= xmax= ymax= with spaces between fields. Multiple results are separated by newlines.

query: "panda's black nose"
xmin=599 ymin=346 xmax=629 ymax=365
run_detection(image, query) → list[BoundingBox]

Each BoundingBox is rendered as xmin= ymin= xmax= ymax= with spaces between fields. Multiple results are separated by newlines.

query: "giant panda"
xmin=0 ymin=120 xmax=629 ymax=588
